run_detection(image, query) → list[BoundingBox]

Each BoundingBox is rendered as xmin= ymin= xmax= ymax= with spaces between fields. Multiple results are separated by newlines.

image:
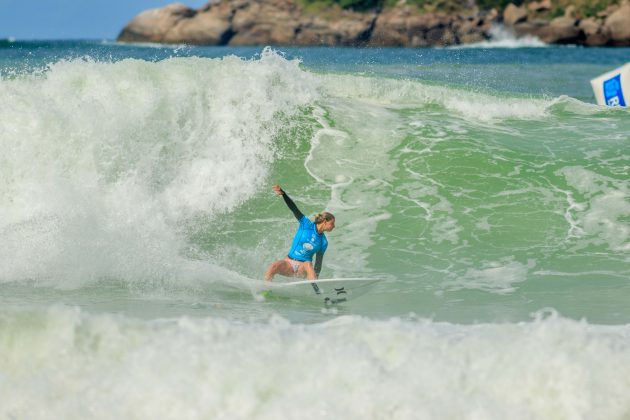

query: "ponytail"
xmin=314 ymin=211 xmax=335 ymax=224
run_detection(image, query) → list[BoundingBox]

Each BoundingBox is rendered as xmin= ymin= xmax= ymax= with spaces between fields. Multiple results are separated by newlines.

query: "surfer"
xmin=264 ymin=184 xmax=335 ymax=282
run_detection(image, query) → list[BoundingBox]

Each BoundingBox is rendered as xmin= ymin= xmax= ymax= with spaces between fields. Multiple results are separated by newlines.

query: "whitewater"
xmin=1 ymin=42 xmax=630 ymax=419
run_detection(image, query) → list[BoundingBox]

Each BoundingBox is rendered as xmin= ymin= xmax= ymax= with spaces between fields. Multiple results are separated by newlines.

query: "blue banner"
xmin=603 ymin=74 xmax=626 ymax=107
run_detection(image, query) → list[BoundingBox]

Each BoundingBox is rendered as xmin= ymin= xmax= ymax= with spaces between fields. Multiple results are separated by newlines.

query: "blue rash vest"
xmin=288 ymin=216 xmax=328 ymax=262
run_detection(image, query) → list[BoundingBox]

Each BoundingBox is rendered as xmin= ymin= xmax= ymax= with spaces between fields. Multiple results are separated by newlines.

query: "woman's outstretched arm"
xmin=273 ymin=184 xmax=304 ymax=221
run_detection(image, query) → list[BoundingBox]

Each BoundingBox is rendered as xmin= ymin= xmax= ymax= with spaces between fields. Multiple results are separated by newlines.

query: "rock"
xmin=426 ymin=26 xmax=457 ymax=45
xmin=117 ymin=3 xmax=196 ymax=43
xmin=230 ymin=0 xmax=299 ymax=45
xmin=579 ymin=17 xmax=607 ymax=46
xmin=166 ymin=5 xmax=233 ymax=44
xmin=293 ymin=10 xmax=377 ymax=46
xmin=370 ymin=7 xmax=415 ymax=46
xmin=537 ymin=15 xmax=579 ymax=43
xmin=369 ymin=8 xmax=472 ymax=47
xmin=604 ymin=1 xmax=630 ymax=45
xmin=564 ymin=5 xmax=576 ymax=18
xmin=579 ymin=17 xmax=600 ymax=35
xmin=527 ymin=0 xmax=551 ymax=13
xmin=115 ymin=0 xmax=626 ymax=48
xmin=329 ymin=13 xmax=378 ymax=45
xmin=294 ymin=18 xmax=334 ymax=45
xmin=507 ymin=19 xmax=541 ymax=36
xmin=597 ymin=4 xmax=619 ymax=18
xmin=453 ymin=16 xmax=491 ymax=43
xmin=503 ymin=3 xmax=528 ymax=26
xmin=484 ymin=8 xmax=499 ymax=21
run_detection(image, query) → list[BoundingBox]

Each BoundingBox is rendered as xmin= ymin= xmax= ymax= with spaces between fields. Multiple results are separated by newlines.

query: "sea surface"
xmin=1 ymin=37 xmax=630 ymax=419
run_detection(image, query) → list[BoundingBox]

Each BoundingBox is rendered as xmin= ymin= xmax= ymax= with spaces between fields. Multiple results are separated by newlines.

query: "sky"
xmin=0 ymin=0 xmax=209 ymax=40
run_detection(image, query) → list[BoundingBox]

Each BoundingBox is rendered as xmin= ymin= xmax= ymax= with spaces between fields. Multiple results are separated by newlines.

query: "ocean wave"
xmin=0 ymin=49 xmax=318 ymax=286
xmin=1 ymin=306 xmax=629 ymax=420
xmin=319 ymin=73 xmax=553 ymax=122
xmin=2 ymin=49 xmax=629 ymax=298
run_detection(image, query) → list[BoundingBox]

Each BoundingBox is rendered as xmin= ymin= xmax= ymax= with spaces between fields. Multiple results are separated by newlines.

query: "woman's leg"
xmin=264 ymin=259 xmax=296 ymax=281
xmin=297 ymin=261 xmax=317 ymax=280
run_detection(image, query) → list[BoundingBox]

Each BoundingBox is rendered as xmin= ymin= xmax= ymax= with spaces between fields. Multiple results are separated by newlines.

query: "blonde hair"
xmin=314 ymin=212 xmax=335 ymax=224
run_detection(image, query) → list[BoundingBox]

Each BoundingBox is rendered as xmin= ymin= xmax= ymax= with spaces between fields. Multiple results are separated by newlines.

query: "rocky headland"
xmin=117 ymin=0 xmax=630 ymax=47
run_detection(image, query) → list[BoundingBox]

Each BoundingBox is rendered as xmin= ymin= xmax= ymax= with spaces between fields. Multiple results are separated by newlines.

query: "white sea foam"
xmin=443 ymin=258 xmax=536 ymax=294
xmin=0 ymin=49 xmax=318 ymax=286
xmin=558 ymin=166 xmax=630 ymax=252
xmin=320 ymin=74 xmax=551 ymax=122
xmin=451 ymin=25 xmax=547 ymax=49
xmin=1 ymin=306 xmax=630 ymax=420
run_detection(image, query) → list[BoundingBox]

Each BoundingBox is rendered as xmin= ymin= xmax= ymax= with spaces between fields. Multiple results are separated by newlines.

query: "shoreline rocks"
xmin=118 ymin=0 xmax=494 ymax=47
xmin=117 ymin=0 xmax=630 ymax=47
xmin=502 ymin=0 xmax=630 ymax=46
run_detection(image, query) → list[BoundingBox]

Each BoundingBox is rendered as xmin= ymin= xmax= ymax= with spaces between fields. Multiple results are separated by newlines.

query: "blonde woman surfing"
xmin=264 ymin=185 xmax=335 ymax=282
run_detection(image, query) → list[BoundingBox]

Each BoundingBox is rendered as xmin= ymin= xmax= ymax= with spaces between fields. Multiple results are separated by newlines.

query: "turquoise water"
xmin=1 ymin=40 xmax=630 ymax=419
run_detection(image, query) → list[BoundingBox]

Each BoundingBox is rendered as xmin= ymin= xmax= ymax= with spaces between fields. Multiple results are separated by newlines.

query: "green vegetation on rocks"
xmin=299 ymin=0 xmax=476 ymax=13
xmin=300 ymin=0 xmax=621 ymax=17
xmin=554 ymin=0 xmax=619 ymax=17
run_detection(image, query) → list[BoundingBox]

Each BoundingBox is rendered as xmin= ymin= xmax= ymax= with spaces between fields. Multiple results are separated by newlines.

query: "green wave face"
xmin=1 ymin=48 xmax=630 ymax=323
xmin=201 ymin=70 xmax=630 ymax=322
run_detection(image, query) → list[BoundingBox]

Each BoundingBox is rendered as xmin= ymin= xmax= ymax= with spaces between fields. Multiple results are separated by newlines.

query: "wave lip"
xmin=321 ymin=73 xmax=552 ymax=122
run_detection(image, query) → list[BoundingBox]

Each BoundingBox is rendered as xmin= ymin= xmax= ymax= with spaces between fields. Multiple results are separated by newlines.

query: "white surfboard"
xmin=263 ymin=277 xmax=382 ymax=305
